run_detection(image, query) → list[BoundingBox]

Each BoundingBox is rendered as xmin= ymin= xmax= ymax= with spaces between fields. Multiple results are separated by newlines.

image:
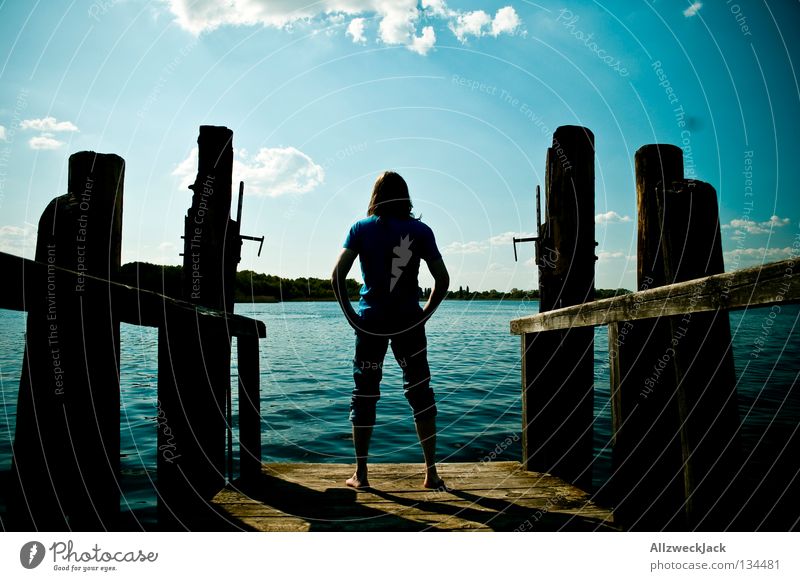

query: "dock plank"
xmin=209 ymin=462 xmax=616 ymax=532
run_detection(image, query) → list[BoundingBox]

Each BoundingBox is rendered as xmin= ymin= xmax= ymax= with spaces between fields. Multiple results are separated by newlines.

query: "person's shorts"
xmin=349 ymin=321 xmax=437 ymax=427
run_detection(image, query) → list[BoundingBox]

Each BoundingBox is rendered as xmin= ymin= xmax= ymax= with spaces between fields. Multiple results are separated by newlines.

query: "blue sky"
xmin=0 ymin=0 xmax=798 ymax=291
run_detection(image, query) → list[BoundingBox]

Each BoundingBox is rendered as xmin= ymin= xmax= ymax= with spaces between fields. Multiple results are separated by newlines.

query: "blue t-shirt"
xmin=344 ymin=215 xmax=441 ymax=320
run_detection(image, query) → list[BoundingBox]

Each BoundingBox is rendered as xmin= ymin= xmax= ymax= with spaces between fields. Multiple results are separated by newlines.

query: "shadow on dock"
xmin=206 ymin=462 xmax=617 ymax=532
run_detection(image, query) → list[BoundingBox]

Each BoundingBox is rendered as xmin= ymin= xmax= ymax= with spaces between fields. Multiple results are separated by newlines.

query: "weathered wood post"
xmin=658 ymin=178 xmax=741 ymax=530
xmin=157 ymin=125 xmax=243 ymax=523
xmin=10 ymin=152 xmax=124 ymax=530
xmin=608 ymin=144 xmax=687 ymax=530
xmin=522 ymin=125 xmax=596 ymax=489
xmin=609 ymin=145 xmax=741 ymax=530
xmin=238 ymin=334 xmax=262 ymax=481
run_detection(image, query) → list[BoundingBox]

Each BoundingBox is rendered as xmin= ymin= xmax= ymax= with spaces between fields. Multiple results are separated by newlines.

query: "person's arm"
xmin=332 ymin=248 xmax=360 ymax=329
xmin=422 ymin=257 xmax=449 ymax=322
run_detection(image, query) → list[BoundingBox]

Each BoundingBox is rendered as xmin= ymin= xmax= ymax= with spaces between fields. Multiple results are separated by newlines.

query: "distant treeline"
xmin=120 ymin=262 xmax=630 ymax=303
xmin=119 ymin=262 xmax=360 ymax=302
xmin=425 ymin=286 xmax=631 ymax=301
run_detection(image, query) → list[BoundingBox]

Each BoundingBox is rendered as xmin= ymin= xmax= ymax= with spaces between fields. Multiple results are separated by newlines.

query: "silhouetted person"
xmin=332 ymin=171 xmax=450 ymax=489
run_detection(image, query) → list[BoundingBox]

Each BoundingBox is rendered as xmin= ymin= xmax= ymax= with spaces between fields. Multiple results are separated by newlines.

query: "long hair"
xmin=367 ymin=171 xmax=414 ymax=219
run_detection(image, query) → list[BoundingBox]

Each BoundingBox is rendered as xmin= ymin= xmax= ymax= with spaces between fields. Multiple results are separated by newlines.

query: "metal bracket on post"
xmin=513 ymin=236 xmax=539 ymax=262
xmin=240 ymin=234 xmax=265 ymax=257
xmin=235 ymin=181 xmax=265 ymax=257
xmin=512 ymin=185 xmax=542 ymax=262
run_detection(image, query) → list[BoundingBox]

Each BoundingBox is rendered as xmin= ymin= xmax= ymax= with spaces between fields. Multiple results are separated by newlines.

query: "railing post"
xmin=238 ymin=334 xmax=262 ymax=482
xmin=522 ymin=125 xmax=595 ymax=489
xmin=10 ymin=152 xmax=124 ymax=530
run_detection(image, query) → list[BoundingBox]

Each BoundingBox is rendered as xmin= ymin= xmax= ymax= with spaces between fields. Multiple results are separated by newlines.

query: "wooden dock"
xmin=2 ymin=125 xmax=796 ymax=532
xmin=208 ymin=461 xmax=616 ymax=532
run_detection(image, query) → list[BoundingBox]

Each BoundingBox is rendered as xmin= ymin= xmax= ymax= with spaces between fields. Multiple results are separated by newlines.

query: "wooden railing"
xmin=0 ymin=250 xmax=265 ymax=529
xmin=509 ymin=128 xmax=798 ymax=531
xmin=2 ymin=132 xmax=264 ymax=530
xmin=511 ymin=259 xmax=799 ymax=334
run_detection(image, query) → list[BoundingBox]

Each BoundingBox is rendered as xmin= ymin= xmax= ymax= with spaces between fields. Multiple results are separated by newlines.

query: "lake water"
xmin=1 ymin=300 xmax=798 ymax=525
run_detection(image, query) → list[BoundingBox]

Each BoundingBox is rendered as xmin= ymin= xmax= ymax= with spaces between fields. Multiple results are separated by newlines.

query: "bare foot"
xmin=346 ymin=472 xmax=370 ymax=489
xmin=423 ymin=474 xmax=447 ymax=490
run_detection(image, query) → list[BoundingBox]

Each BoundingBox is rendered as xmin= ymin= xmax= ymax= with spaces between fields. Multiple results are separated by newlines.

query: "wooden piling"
xmin=608 ymin=144 xmax=686 ymax=530
xmin=658 ymin=178 xmax=741 ymax=530
xmin=522 ymin=125 xmax=595 ymax=489
xmin=610 ymin=144 xmax=741 ymax=530
xmin=10 ymin=152 xmax=124 ymax=530
xmin=158 ymin=126 xmax=241 ymax=524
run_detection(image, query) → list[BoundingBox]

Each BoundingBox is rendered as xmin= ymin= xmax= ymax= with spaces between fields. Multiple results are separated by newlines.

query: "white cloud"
xmin=237 ymin=146 xmax=324 ymax=196
xmin=346 ymin=17 xmax=367 ymax=43
xmin=488 ymin=231 xmax=536 ymax=245
xmin=409 ymin=26 xmax=436 ymax=55
xmin=377 ymin=3 xmax=417 ymax=44
xmin=449 ymin=6 xmax=520 ymax=42
xmin=28 ymin=134 xmax=64 ymax=150
xmin=683 ymin=2 xmax=702 ymax=17
xmin=20 ymin=117 xmax=78 ymax=150
xmin=172 ymin=147 xmax=199 ymax=188
xmin=421 ymin=0 xmax=448 ymax=17
xmin=0 ymin=125 xmax=6 ymax=141
xmin=597 ymin=250 xmax=625 ymax=261
xmin=724 ymin=246 xmax=795 ymax=264
xmin=450 ymin=10 xmax=492 ymax=42
xmin=444 ymin=230 xmax=538 ymax=255
xmin=491 ymin=6 xmax=520 ymax=36
xmin=443 ymin=240 xmax=486 ymax=255
xmin=173 ymin=145 xmax=325 ymax=197
xmin=20 ymin=116 xmax=79 ymax=132
xmin=0 ymin=224 xmax=37 ymax=258
xmin=595 ymin=210 xmax=632 ymax=225
xmin=162 ymin=1 xmax=521 ymax=55
xmin=722 ymin=215 xmax=790 ymax=235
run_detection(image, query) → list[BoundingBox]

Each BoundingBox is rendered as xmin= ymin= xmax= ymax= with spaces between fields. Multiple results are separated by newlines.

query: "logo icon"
xmin=20 ymin=541 xmax=46 ymax=569
xmin=390 ymin=235 xmax=413 ymax=292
